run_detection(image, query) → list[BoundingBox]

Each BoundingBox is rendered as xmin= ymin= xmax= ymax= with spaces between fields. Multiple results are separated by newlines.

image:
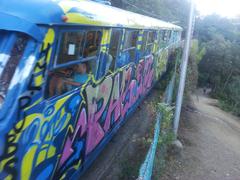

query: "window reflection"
xmin=0 ymin=33 xmax=28 ymax=108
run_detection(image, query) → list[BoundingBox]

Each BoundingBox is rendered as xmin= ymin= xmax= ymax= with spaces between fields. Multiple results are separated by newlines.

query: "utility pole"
xmin=173 ymin=0 xmax=195 ymax=136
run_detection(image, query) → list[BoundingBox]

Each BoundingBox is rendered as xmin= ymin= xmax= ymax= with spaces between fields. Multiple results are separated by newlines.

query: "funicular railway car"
xmin=0 ymin=0 xmax=182 ymax=179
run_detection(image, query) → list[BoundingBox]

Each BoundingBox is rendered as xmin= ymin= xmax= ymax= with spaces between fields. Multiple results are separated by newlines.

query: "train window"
xmin=146 ymin=31 xmax=155 ymax=54
xmin=84 ymin=31 xmax=102 ymax=58
xmin=46 ymin=61 xmax=92 ymax=98
xmin=0 ymin=33 xmax=28 ymax=108
xmin=117 ymin=30 xmax=138 ymax=67
xmin=108 ymin=29 xmax=122 ymax=72
xmin=162 ymin=30 xmax=167 ymax=41
xmin=56 ymin=30 xmax=102 ymax=66
xmin=47 ymin=29 xmax=102 ymax=98
xmin=57 ymin=32 xmax=85 ymax=65
xmin=169 ymin=31 xmax=173 ymax=44
xmin=171 ymin=31 xmax=175 ymax=43
xmin=141 ymin=31 xmax=148 ymax=52
xmin=167 ymin=31 xmax=172 ymax=45
xmin=159 ymin=30 xmax=165 ymax=48
xmin=174 ymin=31 xmax=180 ymax=42
xmin=176 ymin=31 xmax=179 ymax=42
xmin=152 ymin=31 xmax=159 ymax=53
xmin=157 ymin=31 xmax=162 ymax=49
xmin=147 ymin=31 xmax=155 ymax=44
xmin=162 ymin=30 xmax=169 ymax=47
xmin=123 ymin=30 xmax=138 ymax=49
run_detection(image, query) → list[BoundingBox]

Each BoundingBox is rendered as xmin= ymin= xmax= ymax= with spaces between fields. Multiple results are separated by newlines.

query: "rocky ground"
xmin=160 ymin=91 xmax=240 ymax=180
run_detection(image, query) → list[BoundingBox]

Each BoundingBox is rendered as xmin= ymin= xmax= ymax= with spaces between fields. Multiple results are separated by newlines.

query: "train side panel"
xmin=0 ymin=25 xmax=175 ymax=179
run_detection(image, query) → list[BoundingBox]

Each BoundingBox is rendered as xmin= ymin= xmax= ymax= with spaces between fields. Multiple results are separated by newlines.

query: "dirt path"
xmin=160 ymin=92 xmax=240 ymax=180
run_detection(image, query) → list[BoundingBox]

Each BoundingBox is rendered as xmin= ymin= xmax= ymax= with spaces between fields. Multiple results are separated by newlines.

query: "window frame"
xmin=141 ymin=31 xmax=148 ymax=52
xmin=108 ymin=28 xmax=123 ymax=73
xmin=117 ymin=29 xmax=139 ymax=67
xmin=53 ymin=27 xmax=103 ymax=71
xmin=122 ymin=29 xmax=139 ymax=52
xmin=161 ymin=30 xmax=170 ymax=47
xmin=44 ymin=27 xmax=103 ymax=99
xmin=145 ymin=31 xmax=156 ymax=54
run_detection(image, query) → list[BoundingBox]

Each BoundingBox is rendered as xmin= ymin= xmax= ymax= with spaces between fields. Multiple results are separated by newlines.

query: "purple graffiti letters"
xmin=58 ymin=55 xmax=155 ymax=177
xmin=60 ymin=108 xmax=87 ymax=166
xmin=104 ymin=73 xmax=121 ymax=132
xmin=85 ymin=77 xmax=112 ymax=154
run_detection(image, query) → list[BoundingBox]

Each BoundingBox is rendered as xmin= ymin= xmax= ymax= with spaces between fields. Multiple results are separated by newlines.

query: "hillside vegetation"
xmin=111 ymin=0 xmax=240 ymax=116
xmin=197 ymin=15 xmax=240 ymax=116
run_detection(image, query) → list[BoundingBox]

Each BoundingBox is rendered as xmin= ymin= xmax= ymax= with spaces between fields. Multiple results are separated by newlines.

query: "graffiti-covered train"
xmin=0 ymin=0 xmax=182 ymax=179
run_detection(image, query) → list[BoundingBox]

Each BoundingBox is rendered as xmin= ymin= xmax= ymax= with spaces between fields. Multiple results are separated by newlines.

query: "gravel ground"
xmin=160 ymin=92 xmax=240 ymax=180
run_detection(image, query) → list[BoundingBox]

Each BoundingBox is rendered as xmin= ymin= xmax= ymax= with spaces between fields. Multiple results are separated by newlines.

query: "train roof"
xmin=0 ymin=0 xmax=182 ymax=40
xmin=0 ymin=0 xmax=182 ymax=41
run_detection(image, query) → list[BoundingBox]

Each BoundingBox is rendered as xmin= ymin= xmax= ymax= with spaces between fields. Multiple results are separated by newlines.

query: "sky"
xmin=194 ymin=0 xmax=240 ymax=18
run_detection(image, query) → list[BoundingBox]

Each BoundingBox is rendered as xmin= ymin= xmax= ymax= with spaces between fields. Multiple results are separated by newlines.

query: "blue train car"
xmin=0 ymin=0 xmax=182 ymax=179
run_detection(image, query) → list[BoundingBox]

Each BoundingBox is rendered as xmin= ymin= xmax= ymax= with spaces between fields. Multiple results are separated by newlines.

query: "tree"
xmin=197 ymin=15 xmax=240 ymax=116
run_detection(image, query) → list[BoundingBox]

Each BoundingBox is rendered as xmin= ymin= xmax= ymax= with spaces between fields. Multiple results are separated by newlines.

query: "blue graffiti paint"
xmin=36 ymin=164 xmax=53 ymax=180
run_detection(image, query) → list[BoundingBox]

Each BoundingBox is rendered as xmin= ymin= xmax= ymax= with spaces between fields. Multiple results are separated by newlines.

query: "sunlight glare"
xmin=194 ymin=0 xmax=240 ymax=18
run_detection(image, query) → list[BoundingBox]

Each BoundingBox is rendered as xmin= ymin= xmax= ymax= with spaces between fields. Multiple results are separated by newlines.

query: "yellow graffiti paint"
xmin=60 ymin=173 xmax=66 ymax=180
xmin=34 ymin=57 xmax=45 ymax=74
xmin=0 ymin=157 xmax=11 ymax=171
xmin=43 ymin=29 xmax=55 ymax=49
xmin=100 ymin=29 xmax=111 ymax=53
xmin=7 ymin=146 xmax=17 ymax=155
xmin=137 ymin=31 xmax=144 ymax=49
xmin=65 ymin=13 xmax=104 ymax=26
xmin=47 ymin=146 xmax=56 ymax=159
xmin=24 ymin=98 xmax=43 ymax=111
xmin=2 ymin=91 xmax=73 ymax=179
xmin=58 ymin=0 xmax=85 ymax=14
xmin=63 ymin=114 xmax=72 ymax=130
xmin=42 ymin=29 xmax=55 ymax=65
xmin=1 ymin=26 xmax=63 ymax=179
xmin=73 ymin=159 xmax=82 ymax=171
xmin=36 ymin=146 xmax=56 ymax=166
xmin=34 ymin=75 xmax=43 ymax=87
xmin=12 ymin=114 xmax=41 ymax=143
xmin=33 ymin=28 xmax=55 ymax=91
xmin=36 ymin=150 xmax=47 ymax=166
xmin=5 ymin=175 xmax=13 ymax=180
xmin=102 ymin=29 xmax=111 ymax=45
xmin=21 ymin=145 xmax=38 ymax=180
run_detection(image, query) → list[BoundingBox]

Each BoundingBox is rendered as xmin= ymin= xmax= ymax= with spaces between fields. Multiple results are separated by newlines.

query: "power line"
xmin=121 ymin=0 xmax=160 ymax=19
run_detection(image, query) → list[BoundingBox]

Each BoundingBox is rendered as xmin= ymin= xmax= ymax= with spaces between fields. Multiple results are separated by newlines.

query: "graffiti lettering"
xmin=56 ymin=56 xmax=155 ymax=178
xmin=1 ymin=53 xmax=156 ymax=180
xmin=0 ymin=30 xmax=54 ymax=179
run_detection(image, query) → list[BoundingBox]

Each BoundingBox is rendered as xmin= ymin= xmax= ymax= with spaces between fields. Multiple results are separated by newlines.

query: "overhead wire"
xmin=121 ymin=0 xmax=161 ymax=19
